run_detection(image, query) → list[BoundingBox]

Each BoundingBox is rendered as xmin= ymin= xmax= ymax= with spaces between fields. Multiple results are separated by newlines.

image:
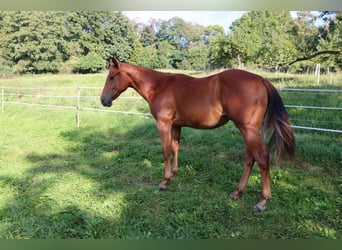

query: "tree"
xmin=154 ymin=17 xmax=209 ymax=69
xmin=256 ymin=12 xmax=297 ymax=70
xmin=64 ymin=11 xmax=139 ymax=72
xmin=290 ymin=11 xmax=320 ymax=72
xmin=65 ymin=11 xmax=106 ymax=57
xmin=316 ymin=12 xmax=342 ymax=71
xmin=139 ymin=24 xmax=156 ymax=47
xmin=1 ymin=11 xmax=340 ymax=74
xmin=287 ymin=12 xmax=341 ymax=72
xmin=0 ymin=12 xmax=11 ymax=74
xmin=208 ymin=34 xmax=233 ymax=68
xmin=228 ymin=12 xmax=263 ymax=67
xmin=102 ymin=11 xmax=138 ymax=62
xmin=156 ymin=40 xmax=174 ymax=68
xmin=227 ymin=11 xmax=297 ymax=71
xmin=157 ymin=17 xmax=189 ymax=49
xmin=292 ymin=11 xmax=319 ymax=56
xmin=203 ymin=25 xmax=225 ymax=44
xmin=186 ymin=44 xmax=209 ymax=70
xmin=205 ymin=25 xmax=232 ymax=69
xmin=2 ymin=11 xmax=70 ymax=74
xmin=137 ymin=45 xmax=160 ymax=68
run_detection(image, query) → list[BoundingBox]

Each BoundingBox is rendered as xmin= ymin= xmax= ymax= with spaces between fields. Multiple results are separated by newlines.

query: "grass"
xmin=0 ymin=71 xmax=341 ymax=239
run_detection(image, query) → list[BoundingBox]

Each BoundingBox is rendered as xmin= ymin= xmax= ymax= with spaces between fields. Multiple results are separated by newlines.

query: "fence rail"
xmin=3 ymin=101 xmax=76 ymax=110
xmin=1 ymin=85 xmax=341 ymax=133
xmin=291 ymin=125 xmax=342 ymax=133
xmin=285 ymin=105 xmax=342 ymax=111
xmin=279 ymin=88 xmax=342 ymax=93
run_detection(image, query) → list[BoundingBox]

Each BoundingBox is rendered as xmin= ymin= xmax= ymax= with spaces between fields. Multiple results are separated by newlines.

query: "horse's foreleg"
xmin=157 ymin=120 xmax=172 ymax=190
xmin=171 ymin=126 xmax=181 ymax=176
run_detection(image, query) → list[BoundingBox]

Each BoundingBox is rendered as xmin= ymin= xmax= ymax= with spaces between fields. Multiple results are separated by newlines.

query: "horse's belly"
xmin=175 ymin=108 xmax=229 ymax=129
xmin=194 ymin=115 xmax=229 ymax=129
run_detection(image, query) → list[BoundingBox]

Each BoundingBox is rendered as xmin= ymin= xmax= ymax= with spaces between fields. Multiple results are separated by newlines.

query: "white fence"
xmin=1 ymin=85 xmax=342 ymax=133
xmin=1 ymin=86 xmax=152 ymax=127
xmin=278 ymin=88 xmax=342 ymax=133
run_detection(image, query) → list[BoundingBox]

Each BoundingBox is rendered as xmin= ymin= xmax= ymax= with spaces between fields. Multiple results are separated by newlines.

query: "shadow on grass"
xmin=0 ymin=118 xmax=340 ymax=239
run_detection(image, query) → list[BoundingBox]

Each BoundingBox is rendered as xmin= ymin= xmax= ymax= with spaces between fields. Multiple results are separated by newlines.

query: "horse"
xmin=101 ymin=57 xmax=295 ymax=211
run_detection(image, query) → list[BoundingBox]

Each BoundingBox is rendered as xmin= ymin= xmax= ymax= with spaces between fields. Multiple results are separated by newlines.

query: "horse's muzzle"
xmin=101 ymin=95 xmax=113 ymax=107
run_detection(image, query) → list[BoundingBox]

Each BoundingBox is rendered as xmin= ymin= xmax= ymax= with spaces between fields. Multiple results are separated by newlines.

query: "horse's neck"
xmin=125 ymin=64 xmax=161 ymax=102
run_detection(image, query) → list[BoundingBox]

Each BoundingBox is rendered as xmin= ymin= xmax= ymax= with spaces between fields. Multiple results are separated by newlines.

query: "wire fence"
xmin=1 ymin=85 xmax=342 ymax=133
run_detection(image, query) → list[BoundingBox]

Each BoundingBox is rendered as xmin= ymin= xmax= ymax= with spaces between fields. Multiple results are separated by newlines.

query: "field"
xmin=0 ymin=71 xmax=341 ymax=239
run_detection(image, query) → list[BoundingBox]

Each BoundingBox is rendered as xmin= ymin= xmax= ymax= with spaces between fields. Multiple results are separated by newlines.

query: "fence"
xmin=278 ymin=88 xmax=342 ymax=133
xmin=1 ymin=85 xmax=152 ymax=126
xmin=1 ymin=85 xmax=342 ymax=133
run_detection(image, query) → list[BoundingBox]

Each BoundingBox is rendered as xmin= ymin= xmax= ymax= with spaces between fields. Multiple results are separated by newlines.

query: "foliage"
xmin=72 ymin=52 xmax=105 ymax=74
xmin=0 ymin=11 xmax=137 ymax=74
xmin=101 ymin=12 xmax=138 ymax=62
xmin=316 ymin=12 xmax=342 ymax=71
xmin=64 ymin=11 xmax=137 ymax=62
xmin=208 ymin=34 xmax=233 ymax=68
xmin=136 ymin=45 xmax=160 ymax=69
xmin=225 ymin=12 xmax=297 ymax=70
xmin=1 ymin=11 xmax=69 ymax=74
xmin=65 ymin=11 xmax=106 ymax=56
xmin=185 ymin=44 xmax=209 ymax=71
xmin=292 ymin=12 xmax=319 ymax=56
xmin=0 ymin=11 xmax=341 ymax=75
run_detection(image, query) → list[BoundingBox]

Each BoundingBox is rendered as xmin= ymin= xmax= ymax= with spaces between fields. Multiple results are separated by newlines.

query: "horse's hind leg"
xmin=171 ymin=126 xmax=181 ymax=176
xmin=253 ymin=144 xmax=271 ymax=212
xmin=231 ymin=125 xmax=271 ymax=211
xmin=229 ymin=149 xmax=255 ymax=199
xmin=157 ymin=123 xmax=181 ymax=190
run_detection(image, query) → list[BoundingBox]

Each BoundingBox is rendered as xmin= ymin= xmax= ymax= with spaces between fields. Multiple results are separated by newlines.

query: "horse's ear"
xmin=112 ymin=57 xmax=120 ymax=69
xmin=106 ymin=58 xmax=111 ymax=69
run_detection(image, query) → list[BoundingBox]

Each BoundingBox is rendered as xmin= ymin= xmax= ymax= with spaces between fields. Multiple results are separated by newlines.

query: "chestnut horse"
xmin=101 ymin=57 xmax=295 ymax=211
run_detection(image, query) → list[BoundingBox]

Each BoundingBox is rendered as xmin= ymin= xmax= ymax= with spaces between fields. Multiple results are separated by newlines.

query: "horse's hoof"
xmin=171 ymin=169 xmax=178 ymax=176
xmin=158 ymin=184 xmax=167 ymax=191
xmin=229 ymin=191 xmax=239 ymax=200
xmin=253 ymin=204 xmax=265 ymax=212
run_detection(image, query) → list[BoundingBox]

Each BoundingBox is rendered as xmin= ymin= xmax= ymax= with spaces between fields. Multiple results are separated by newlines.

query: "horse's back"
xmin=219 ymin=69 xmax=265 ymax=88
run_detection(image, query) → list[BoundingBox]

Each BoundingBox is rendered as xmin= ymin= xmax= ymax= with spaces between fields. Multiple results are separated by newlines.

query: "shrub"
xmin=73 ymin=52 xmax=105 ymax=74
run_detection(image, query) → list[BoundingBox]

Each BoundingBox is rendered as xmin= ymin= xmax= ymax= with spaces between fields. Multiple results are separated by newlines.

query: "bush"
xmin=58 ymin=57 xmax=79 ymax=74
xmin=73 ymin=52 xmax=105 ymax=74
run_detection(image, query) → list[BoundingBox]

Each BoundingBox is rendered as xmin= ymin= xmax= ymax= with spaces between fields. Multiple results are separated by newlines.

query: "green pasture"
xmin=0 ymin=71 xmax=341 ymax=239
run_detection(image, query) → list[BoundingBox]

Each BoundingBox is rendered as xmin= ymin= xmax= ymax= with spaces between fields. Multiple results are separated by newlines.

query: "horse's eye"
xmin=109 ymin=76 xmax=114 ymax=81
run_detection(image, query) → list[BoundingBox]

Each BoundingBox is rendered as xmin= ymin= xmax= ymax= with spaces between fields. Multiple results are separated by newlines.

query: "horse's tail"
xmin=262 ymin=79 xmax=295 ymax=162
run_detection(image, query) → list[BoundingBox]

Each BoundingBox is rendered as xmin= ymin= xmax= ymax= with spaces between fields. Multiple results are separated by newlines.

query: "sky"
xmin=123 ymin=11 xmax=248 ymax=33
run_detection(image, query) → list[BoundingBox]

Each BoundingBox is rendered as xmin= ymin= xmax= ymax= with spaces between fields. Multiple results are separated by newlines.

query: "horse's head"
xmin=101 ymin=57 xmax=130 ymax=107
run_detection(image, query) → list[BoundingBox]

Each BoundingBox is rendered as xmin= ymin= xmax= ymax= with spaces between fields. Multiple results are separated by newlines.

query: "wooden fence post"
xmin=77 ymin=85 xmax=80 ymax=127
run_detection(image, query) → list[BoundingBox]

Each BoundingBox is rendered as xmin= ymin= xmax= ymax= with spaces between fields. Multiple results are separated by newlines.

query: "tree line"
xmin=0 ymin=11 xmax=340 ymax=75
